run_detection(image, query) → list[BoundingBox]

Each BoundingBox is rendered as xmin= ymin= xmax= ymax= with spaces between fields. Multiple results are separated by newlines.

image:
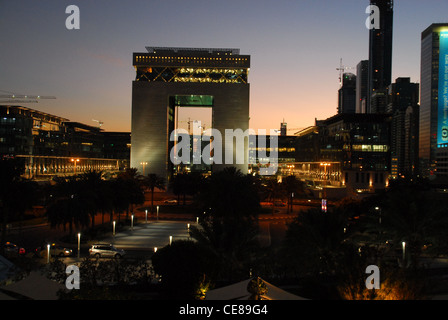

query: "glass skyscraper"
xmin=419 ymin=23 xmax=448 ymax=178
xmin=367 ymin=0 xmax=394 ymax=114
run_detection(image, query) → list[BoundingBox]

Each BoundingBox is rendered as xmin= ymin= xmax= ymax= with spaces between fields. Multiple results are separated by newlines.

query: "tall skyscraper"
xmin=338 ymin=73 xmax=356 ymax=114
xmin=419 ymin=24 xmax=448 ymax=178
xmin=367 ymin=0 xmax=394 ymax=114
xmin=356 ymin=60 xmax=369 ymax=113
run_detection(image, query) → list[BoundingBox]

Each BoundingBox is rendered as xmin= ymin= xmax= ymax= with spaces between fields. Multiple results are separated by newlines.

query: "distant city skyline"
xmin=1 ymin=0 xmax=448 ymax=133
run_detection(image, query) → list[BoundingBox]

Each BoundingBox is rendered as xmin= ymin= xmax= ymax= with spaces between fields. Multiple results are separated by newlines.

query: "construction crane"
xmin=92 ymin=119 xmax=104 ymax=128
xmin=0 ymin=90 xmax=56 ymax=104
xmin=336 ymin=58 xmax=354 ymax=86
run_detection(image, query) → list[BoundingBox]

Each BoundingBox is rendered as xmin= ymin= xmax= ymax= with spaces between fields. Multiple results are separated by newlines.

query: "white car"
xmin=89 ymin=244 xmax=126 ymax=259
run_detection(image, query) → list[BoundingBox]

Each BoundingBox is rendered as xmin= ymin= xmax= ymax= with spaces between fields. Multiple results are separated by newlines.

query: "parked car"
xmin=35 ymin=244 xmax=73 ymax=257
xmin=89 ymin=244 xmax=126 ymax=259
xmin=3 ymin=242 xmax=25 ymax=257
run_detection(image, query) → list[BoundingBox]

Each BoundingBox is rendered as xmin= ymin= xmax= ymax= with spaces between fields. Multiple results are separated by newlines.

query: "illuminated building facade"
xmin=131 ymin=47 xmax=250 ymax=183
xmin=0 ymin=105 xmax=129 ymax=178
xmin=419 ymin=23 xmax=448 ymax=178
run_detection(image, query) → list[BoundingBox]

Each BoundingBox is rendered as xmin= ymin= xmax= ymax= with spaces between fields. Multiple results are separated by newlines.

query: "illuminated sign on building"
xmin=438 ymin=31 xmax=448 ymax=145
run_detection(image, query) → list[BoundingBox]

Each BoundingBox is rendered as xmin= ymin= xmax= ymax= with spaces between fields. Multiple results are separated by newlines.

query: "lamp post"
xmin=47 ymin=244 xmax=50 ymax=264
xmin=113 ymin=220 xmax=116 ymax=236
xmin=77 ymin=233 xmax=81 ymax=259
xmin=140 ymin=162 xmax=148 ymax=176
xmin=402 ymin=241 xmax=406 ymax=263
xmin=145 ymin=209 xmax=148 ymax=224
xmin=131 ymin=214 xmax=134 ymax=231
xmin=375 ymin=206 xmax=382 ymax=224
xmin=320 ymin=162 xmax=330 ymax=212
xmin=169 ymin=236 xmax=173 ymax=245
xmin=157 ymin=206 xmax=159 ymax=220
xmin=71 ymin=158 xmax=80 ymax=175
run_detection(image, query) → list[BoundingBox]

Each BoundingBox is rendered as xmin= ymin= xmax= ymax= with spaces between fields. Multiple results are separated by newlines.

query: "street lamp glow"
xmin=402 ymin=241 xmax=406 ymax=262
xmin=113 ymin=220 xmax=116 ymax=236
xmin=77 ymin=233 xmax=81 ymax=259
xmin=157 ymin=206 xmax=159 ymax=220
xmin=47 ymin=244 xmax=50 ymax=264
xmin=169 ymin=236 xmax=173 ymax=245
xmin=131 ymin=214 xmax=134 ymax=230
xmin=145 ymin=209 xmax=148 ymax=223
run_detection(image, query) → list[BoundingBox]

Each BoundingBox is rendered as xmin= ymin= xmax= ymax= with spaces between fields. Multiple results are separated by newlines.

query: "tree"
xmin=363 ymin=180 xmax=448 ymax=269
xmin=195 ymin=167 xmax=260 ymax=219
xmin=78 ymin=170 xmax=105 ymax=228
xmin=116 ymin=168 xmax=145 ymax=218
xmin=151 ymin=240 xmax=216 ymax=299
xmin=282 ymin=208 xmax=351 ymax=277
xmin=142 ymin=173 xmax=166 ymax=214
xmin=189 ymin=167 xmax=261 ymax=281
xmin=281 ymin=175 xmax=304 ymax=213
xmin=0 ymin=158 xmax=39 ymax=254
xmin=263 ymin=177 xmax=284 ymax=213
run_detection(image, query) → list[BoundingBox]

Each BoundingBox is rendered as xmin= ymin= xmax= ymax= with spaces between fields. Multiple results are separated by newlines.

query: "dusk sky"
xmin=1 ymin=0 xmax=448 ymax=133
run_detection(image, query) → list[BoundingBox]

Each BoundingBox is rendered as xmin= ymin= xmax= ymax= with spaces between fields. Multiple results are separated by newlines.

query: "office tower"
xmin=338 ymin=73 xmax=357 ymax=114
xmin=419 ymin=24 xmax=448 ymax=178
xmin=367 ymin=0 xmax=394 ymax=113
xmin=388 ymin=77 xmax=420 ymax=178
xmin=387 ymin=77 xmax=419 ymax=113
xmin=131 ymin=47 xmax=250 ymax=183
xmin=356 ymin=60 xmax=369 ymax=113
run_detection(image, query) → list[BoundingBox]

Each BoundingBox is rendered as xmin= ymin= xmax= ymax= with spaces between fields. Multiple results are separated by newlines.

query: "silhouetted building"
xmin=388 ymin=78 xmax=420 ymax=178
xmin=387 ymin=77 xmax=419 ymax=113
xmin=367 ymin=0 xmax=394 ymax=114
xmin=356 ymin=60 xmax=369 ymax=113
xmin=419 ymin=23 xmax=448 ymax=178
xmin=338 ymin=73 xmax=357 ymax=114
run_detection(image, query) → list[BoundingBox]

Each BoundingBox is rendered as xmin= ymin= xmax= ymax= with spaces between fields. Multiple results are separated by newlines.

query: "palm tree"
xmin=282 ymin=207 xmax=351 ymax=277
xmin=281 ymin=175 xmax=304 ymax=213
xmin=0 ymin=158 xmax=39 ymax=252
xmin=142 ymin=173 xmax=165 ymax=213
xmin=78 ymin=170 xmax=104 ymax=228
xmin=46 ymin=194 xmax=89 ymax=235
xmin=263 ymin=177 xmax=284 ymax=213
xmin=116 ymin=168 xmax=145 ymax=218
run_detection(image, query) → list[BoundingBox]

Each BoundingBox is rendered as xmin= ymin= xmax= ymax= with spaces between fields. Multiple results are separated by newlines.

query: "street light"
xmin=77 ymin=233 xmax=81 ymax=259
xmin=169 ymin=236 xmax=173 ymax=245
xmin=402 ymin=241 xmax=406 ymax=263
xmin=145 ymin=209 xmax=148 ymax=224
xmin=71 ymin=158 xmax=80 ymax=175
xmin=320 ymin=162 xmax=331 ymax=211
xmin=140 ymin=162 xmax=148 ymax=176
xmin=113 ymin=220 xmax=116 ymax=236
xmin=375 ymin=206 xmax=382 ymax=224
xmin=47 ymin=244 xmax=50 ymax=264
xmin=157 ymin=206 xmax=159 ymax=220
xmin=131 ymin=214 xmax=134 ymax=231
